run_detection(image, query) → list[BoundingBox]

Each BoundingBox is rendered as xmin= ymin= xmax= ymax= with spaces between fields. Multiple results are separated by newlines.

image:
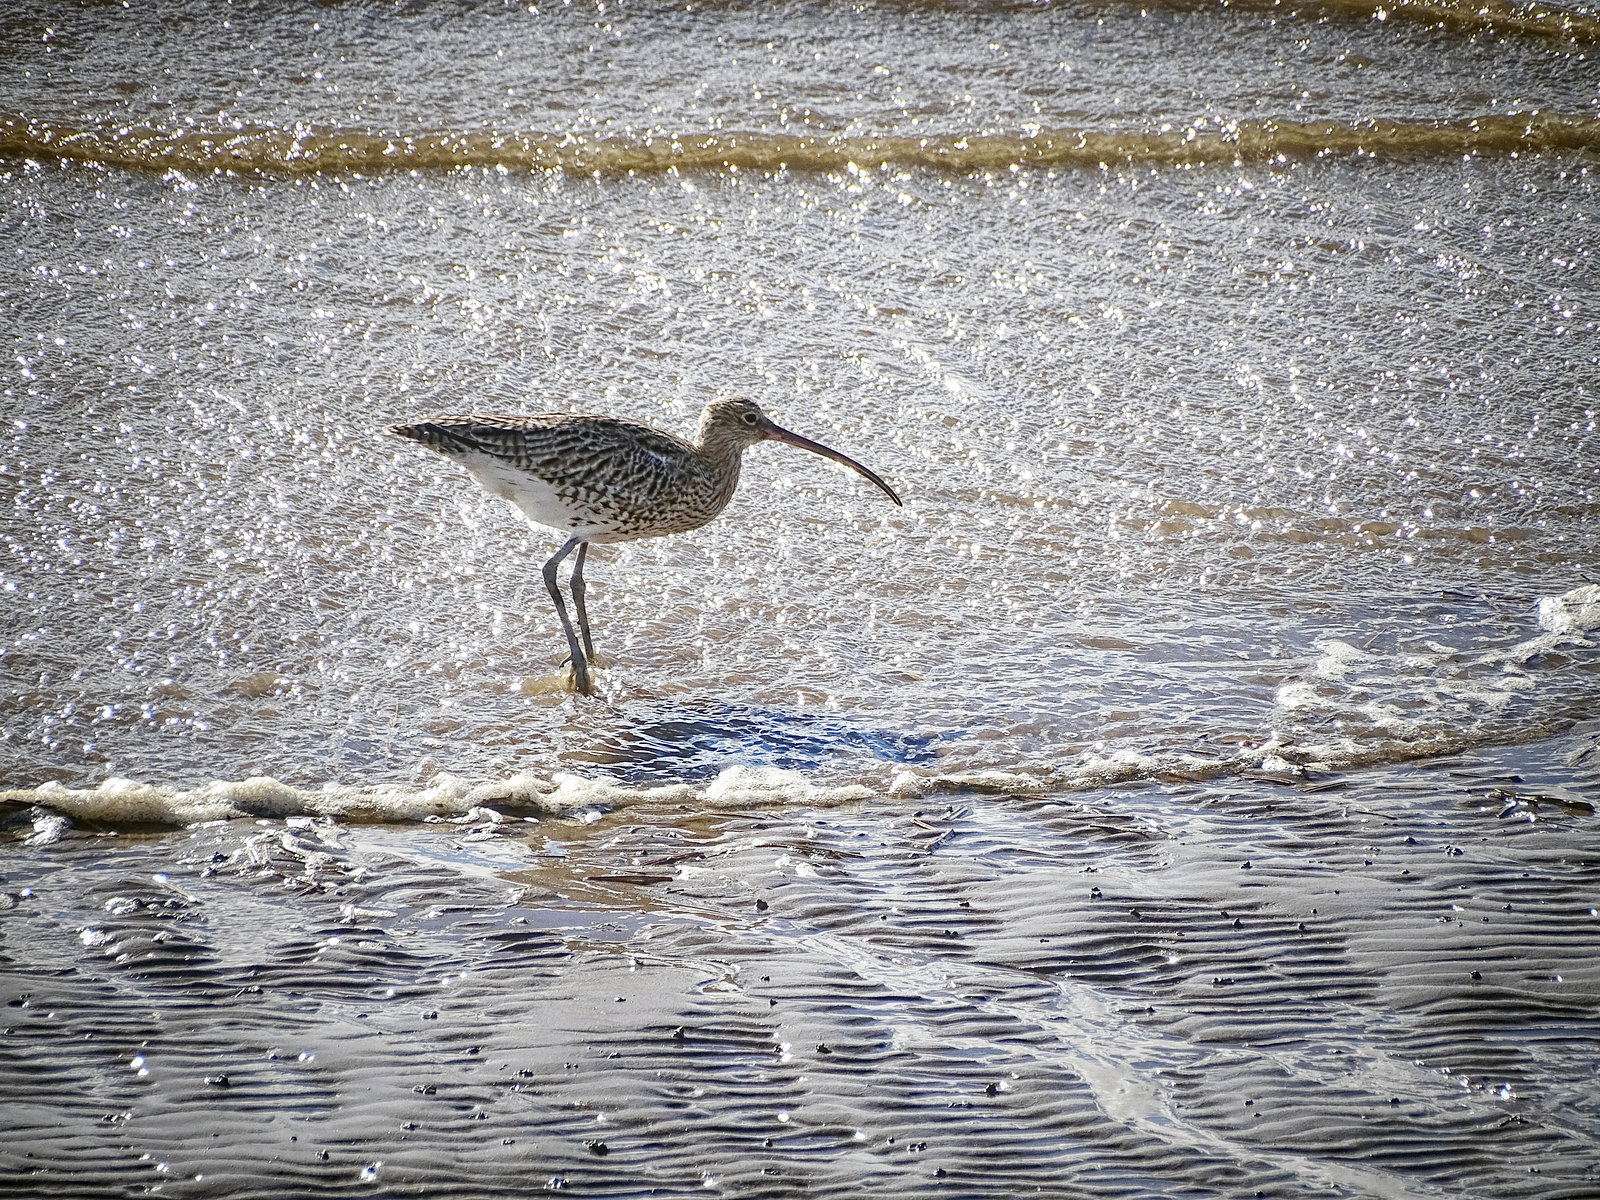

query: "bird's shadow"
xmin=571 ymin=699 xmax=939 ymax=784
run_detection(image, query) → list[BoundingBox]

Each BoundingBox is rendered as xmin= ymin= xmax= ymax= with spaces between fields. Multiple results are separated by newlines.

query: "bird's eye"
xmin=742 ymin=413 xmax=759 ymax=425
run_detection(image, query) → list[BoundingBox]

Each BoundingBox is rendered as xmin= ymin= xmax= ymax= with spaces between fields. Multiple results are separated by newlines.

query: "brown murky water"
xmin=3 ymin=0 xmax=1599 ymax=1195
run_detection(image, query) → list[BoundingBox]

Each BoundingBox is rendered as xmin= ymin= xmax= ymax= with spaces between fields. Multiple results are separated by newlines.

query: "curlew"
xmin=390 ymin=398 xmax=901 ymax=695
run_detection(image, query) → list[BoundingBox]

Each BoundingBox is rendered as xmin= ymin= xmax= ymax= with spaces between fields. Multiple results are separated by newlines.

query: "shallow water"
xmin=4 ymin=147 xmax=1598 ymax=797
xmin=3 ymin=0 xmax=1599 ymax=1195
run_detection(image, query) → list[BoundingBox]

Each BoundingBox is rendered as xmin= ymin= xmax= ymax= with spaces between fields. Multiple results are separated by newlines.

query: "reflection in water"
xmin=567 ymin=699 xmax=940 ymax=783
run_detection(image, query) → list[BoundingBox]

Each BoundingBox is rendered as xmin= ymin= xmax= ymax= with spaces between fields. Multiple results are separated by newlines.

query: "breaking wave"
xmin=1125 ymin=0 xmax=1600 ymax=42
xmin=3 ymin=111 xmax=1598 ymax=179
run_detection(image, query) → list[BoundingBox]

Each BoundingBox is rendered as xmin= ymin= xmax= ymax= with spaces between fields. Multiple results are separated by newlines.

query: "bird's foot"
xmin=559 ymin=655 xmax=597 ymax=696
xmin=571 ymin=664 xmax=595 ymax=696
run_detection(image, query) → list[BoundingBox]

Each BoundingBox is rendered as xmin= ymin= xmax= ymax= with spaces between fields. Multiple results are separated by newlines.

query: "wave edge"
xmin=4 ymin=112 xmax=1599 ymax=178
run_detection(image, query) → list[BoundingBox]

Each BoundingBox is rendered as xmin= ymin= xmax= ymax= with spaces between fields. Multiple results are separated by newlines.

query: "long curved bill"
xmin=763 ymin=423 xmax=903 ymax=506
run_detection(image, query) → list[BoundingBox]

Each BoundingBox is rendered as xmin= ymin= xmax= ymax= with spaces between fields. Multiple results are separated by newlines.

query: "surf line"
xmin=3 ymin=112 xmax=1599 ymax=179
xmin=1117 ymin=0 xmax=1600 ymax=44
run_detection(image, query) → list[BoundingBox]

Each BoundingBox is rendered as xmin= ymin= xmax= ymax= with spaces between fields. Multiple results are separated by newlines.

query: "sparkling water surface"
xmin=4 ymin=152 xmax=1596 ymax=793
xmin=2 ymin=3 xmax=1599 ymax=1197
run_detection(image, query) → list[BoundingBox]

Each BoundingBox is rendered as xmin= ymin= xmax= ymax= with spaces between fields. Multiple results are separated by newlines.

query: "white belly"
xmin=457 ymin=452 xmax=630 ymax=543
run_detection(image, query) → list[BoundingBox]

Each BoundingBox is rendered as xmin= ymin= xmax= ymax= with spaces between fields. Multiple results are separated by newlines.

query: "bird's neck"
xmin=698 ymin=435 xmax=744 ymax=489
xmin=694 ymin=420 xmax=750 ymax=467
xmin=691 ymin=425 xmax=748 ymax=510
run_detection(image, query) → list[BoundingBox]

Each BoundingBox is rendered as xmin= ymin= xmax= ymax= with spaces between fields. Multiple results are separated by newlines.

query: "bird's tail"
xmin=389 ymin=418 xmax=484 ymax=456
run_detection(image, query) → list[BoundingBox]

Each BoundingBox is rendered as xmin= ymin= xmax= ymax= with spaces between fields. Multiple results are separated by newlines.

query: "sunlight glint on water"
xmin=3 ymin=157 xmax=1596 ymax=803
xmin=0 ymin=0 xmax=1596 ymax=809
xmin=3 ymin=4 xmax=1600 ymax=1197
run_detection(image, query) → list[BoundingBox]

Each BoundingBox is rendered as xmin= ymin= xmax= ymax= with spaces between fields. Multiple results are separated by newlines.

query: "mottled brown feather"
xmin=389 ymin=401 xmax=767 ymax=543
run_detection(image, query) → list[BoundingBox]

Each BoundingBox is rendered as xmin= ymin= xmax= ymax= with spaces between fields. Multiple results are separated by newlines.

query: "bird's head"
xmin=698 ymin=397 xmax=774 ymax=452
xmin=697 ymin=398 xmax=901 ymax=506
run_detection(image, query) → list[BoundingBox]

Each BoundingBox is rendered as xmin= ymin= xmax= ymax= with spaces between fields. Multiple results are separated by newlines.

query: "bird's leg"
xmin=542 ymin=536 xmax=593 ymax=696
xmin=570 ymin=542 xmax=597 ymax=665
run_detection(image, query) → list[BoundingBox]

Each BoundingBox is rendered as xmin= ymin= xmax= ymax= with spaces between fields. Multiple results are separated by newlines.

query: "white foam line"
xmin=0 ymin=773 xmax=568 ymax=825
xmin=0 ymin=765 xmax=869 ymax=829
xmin=1538 ymin=584 xmax=1600 ymax=635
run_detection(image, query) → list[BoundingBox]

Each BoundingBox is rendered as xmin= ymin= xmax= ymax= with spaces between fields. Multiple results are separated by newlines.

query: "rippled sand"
xmin=6 ymin=731 xmax=1599 ymax=1196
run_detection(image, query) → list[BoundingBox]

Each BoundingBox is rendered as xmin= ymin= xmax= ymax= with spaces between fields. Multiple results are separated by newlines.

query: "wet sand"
xmin=5 ymin=729 xmax=1598 ymax=1199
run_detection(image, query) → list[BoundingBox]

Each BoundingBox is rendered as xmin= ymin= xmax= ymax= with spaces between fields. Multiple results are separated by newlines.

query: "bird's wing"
xmin=393 ymin=413 xmax=696 ymax=492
